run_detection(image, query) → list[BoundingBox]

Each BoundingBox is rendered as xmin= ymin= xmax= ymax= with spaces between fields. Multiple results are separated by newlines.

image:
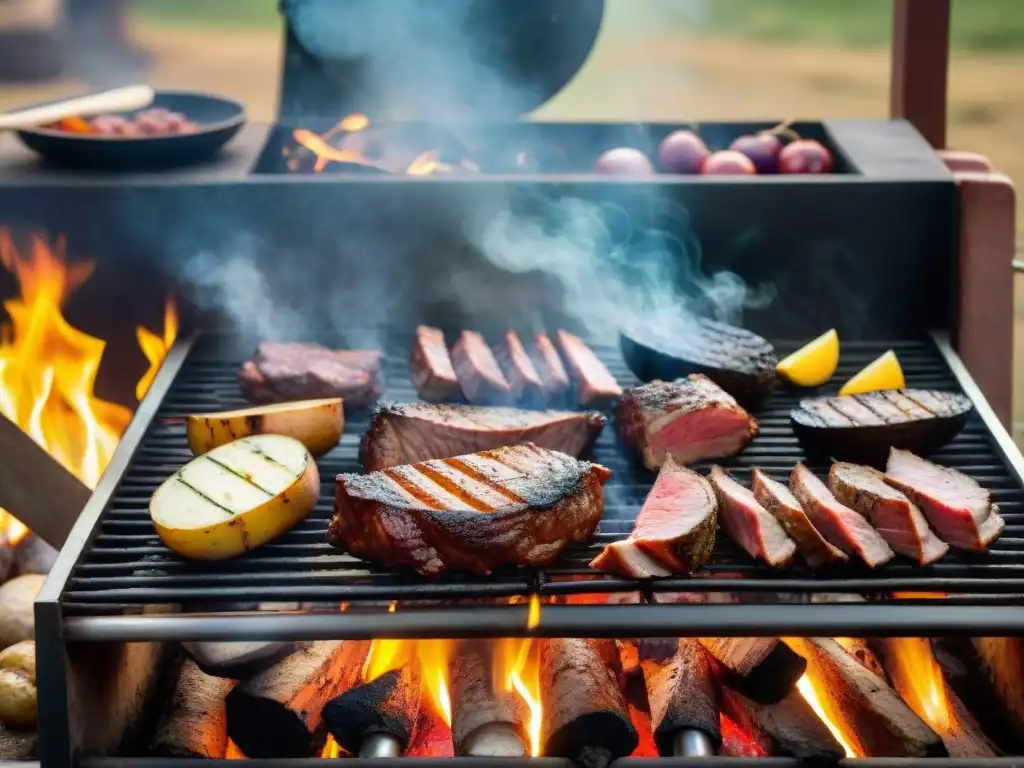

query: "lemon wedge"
xmin=776 ymin=329 xmax=840 ymax=387
xmin=839 ymin=350 xmax=905 ymax=395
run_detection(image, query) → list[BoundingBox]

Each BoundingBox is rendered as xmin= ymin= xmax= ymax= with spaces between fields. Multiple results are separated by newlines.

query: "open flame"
xmin=362 ymin=636 xmax=453 ymax=728
xmin=883 ymin=637 xmax=951 ymax=733
xmin=496 ymin=638 xmax=542 ymax=757
xmin=795 ymin=673 xmax=858 ymax=758
xmin=0 ymin=230 xmax=177 ymax=543
xmin=136 ymin=297 xmax=179 ymax=400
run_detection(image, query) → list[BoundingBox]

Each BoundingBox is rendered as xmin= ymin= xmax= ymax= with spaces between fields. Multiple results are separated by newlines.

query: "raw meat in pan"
xmin=410 ymin=325 xmax=459 ymax=402
xmin=238 ymin=341 xmax=382 ymax=407
xmin=709 ymin=466 xmax=796 ymax=568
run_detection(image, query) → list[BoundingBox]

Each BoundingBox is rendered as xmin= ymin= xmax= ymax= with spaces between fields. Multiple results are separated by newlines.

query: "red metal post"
xmin=890 ymin=0 xmax=951 ymax=148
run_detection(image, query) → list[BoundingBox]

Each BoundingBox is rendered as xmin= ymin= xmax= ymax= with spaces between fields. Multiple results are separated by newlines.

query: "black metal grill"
xmin=48 ymin=331 xmax=1024 ymax=640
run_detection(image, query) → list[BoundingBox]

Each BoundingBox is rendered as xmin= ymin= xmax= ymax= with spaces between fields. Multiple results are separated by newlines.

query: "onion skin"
xmin=595 ymin=147 xmax=655 ymax=175
xmin=701 ymin=150 xmax=757 ymax=176
xmin=779 ymin=139 xmax=834 ymax=174
xmin=730 ymin=133 xmax=783 ymax=174
xmin=657 ymin=130 xmax=710 ymax=174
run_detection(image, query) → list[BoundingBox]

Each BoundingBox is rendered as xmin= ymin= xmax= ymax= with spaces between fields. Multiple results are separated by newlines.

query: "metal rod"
xmin=357 ymin=733 xmax=403 ymax=759
xmin=673 ymin=729 xmax=715 ymax=758
xmin=463 ymin=724 xmax=528 ymax=758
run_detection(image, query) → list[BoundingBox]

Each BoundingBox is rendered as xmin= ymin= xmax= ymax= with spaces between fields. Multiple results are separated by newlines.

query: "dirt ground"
xmin=3 ymin=22 xmax=1023 ymax=434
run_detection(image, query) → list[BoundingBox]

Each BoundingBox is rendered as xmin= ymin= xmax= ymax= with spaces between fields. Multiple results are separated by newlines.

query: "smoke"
xmin=468 ymin=194 xmax=775 ymax=340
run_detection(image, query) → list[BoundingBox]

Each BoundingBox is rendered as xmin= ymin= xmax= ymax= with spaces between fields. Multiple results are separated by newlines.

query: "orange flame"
xmin=362 ymin=634 xmax=453 ymax=728
xmin=496 ymin=638 xmax=542 ymax=757
xmin=136 ymin=296 xmax=178 ymax=400
xmin=795 ymin=673 xmax=858 ymax=758
xmin=406 ymin=150 xmax=452 ymax=176
xmin=884 ymin=638 xmax=951 ymax=733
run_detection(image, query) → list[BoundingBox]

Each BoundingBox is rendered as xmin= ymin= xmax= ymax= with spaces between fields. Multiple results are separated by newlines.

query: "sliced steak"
xmin=791 ymin=389 xmax=973 ymax=467
xmin=590 ymin=458 xmax=718 ymax=578
xmin=829 ymin=462 xmax=949 ymax=565
xmin=450 ymin=330 xmax=511 ymax=405
xmin=556 ymin=329 xmax=623 ymax=408
xmin=495 ymin=329 xmax=545 ymax=408
xmin=360 ymin=402 xmax=607 ymax=471
xmin=330 ymin=443 xmax=610 ymax=575
xmin=709 ymin=466 xmax=796 ymax=568
xmin=884 ymin=448 xmax=1005 ymax=553
xmin=410 ymin=325 xmax=459 ymax=402
xmin=750 ymin=468 xmax=847 ymax=570
xmin=790 ymin=463 xmax=894 ymax=568
xmin=239 ymin=342 xmax=383 ymax=407
xmin=616 ymin=375 xmax=759 ymax=470
xmin=532 ymin=332 xmax=572 ymax=405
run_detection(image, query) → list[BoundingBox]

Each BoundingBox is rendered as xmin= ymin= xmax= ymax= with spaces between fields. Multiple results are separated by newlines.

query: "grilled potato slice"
xmin=151 ymin=434 xmax=319 ymax=560
xmin=186 ymin=398 xmax=343 ymax=458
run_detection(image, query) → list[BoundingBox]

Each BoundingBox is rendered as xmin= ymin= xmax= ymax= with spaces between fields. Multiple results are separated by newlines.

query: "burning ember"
xmin=0 ymin=230 xmax=177 ymax=539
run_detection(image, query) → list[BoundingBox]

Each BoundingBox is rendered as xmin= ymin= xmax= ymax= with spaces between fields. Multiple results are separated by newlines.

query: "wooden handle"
xmin=0 ymin=85 xmax=155 ymax=130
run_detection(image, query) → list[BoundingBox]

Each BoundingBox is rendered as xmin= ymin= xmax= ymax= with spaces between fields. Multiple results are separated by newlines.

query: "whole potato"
xmin=0 ymin=640 xmax=35 ymax=728
xmin=0 ymin=574 xmax=45 ymax=649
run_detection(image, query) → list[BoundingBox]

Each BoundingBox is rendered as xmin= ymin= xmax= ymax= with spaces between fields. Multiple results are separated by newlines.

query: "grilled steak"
xmin=620 ymin=319 xmax=778 ymax=407
xmin=360 ymin=402 xmax=606 ymax=471
xmin=709 ymin=466 xmax=796 ymax=568
xmin=751 ymin=468 xmax=847 ymax=570
xmin=330 ymin=443 xmax=610 ymax=575
xmin=450 ymin=330 xmax=511 ymax=405
xmin=556 ymin=329 xmax=623 ymax=408
xmin=410 ymin=325 xmax=459 ymax=402
xmin=791 ymin=389 xmax=973 ymax=467
xmin=616 ymin=375 xmax=759 ymax=470
xmin=790 ymin=463 xmax=894 ymax=568
xmin=884 ymin=448 xmax=1005 ymax=553
xmin=496 ymin=329 xmax=545 ymax=408
xmin=590 ymin=458 xmax=718 ymax=578
xmin=532 ymin=332 xmax=572 ymax=406
xmin=238 ymin=342 xmax=382 ymax=407
xmin=829 ymin=462 xmax=949 ymax=565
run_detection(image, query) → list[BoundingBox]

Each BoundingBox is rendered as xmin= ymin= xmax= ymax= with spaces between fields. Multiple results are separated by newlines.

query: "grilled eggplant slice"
xmin=790 ymin=389 xmax=972 ymax=467
xmin=620 ymin=319 xmax=778 ymax=407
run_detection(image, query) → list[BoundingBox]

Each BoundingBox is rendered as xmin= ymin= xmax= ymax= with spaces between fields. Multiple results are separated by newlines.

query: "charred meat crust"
xmin=409 ymin=325 xmax=460 ymax=403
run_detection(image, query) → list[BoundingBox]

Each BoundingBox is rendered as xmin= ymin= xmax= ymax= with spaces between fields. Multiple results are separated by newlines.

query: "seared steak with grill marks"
xmin=496 ymin=330 xmax=545 ymax=408
xmin=532 ymin=332 xmax=572 ymax=406
xmin=751 ymin=469 xmax=847 ymax=570
xmin=451 ymin=330 xmax=511 ymax=405
xmin=884 ymin=448 xmax=1005 ymax=553
xmin=239 ymin=342 xmax=382 ymax=407
xmin=556 ymin=330 xmax=623 ymax=408
xmin=410 ymin=325 xmax=459 ymax=402
xmin=829 ymin=462 xmax=949 ymax=565
xmin=330 ymin=443 xmax=610 ymax=575
xmin=621 ymin=319 xmax=778 ymax=407
xmin=360 ymin=402 xmax=607 ymax=471
xmin=790 ymin=463 xmax=894 ymax=568
xmin=791 ymin=389 xmax=973 ymax=467
xmin=616 ymin=375 xmax=759 ymax=470
xmin=590 ymin=458 xmax=718 ymax=578
xmin=709 ymin=466 xmax=796 ymax=568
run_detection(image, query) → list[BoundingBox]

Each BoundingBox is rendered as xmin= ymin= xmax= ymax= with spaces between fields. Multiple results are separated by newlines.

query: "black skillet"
xmin=15 ymin=90 xmax=246 ymax=170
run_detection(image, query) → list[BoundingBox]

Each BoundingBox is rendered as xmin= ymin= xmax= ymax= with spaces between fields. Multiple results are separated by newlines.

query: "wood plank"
xmin=890 ymin=0 xmax=951 ymax=148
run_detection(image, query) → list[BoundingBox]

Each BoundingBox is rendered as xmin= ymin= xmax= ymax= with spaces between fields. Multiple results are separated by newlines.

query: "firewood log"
xmin=718 ymin=685 xmax=844 ymax=761
xmin=152 ymin=658 xmax=233 ymax=758
xmin=323 ymin=663 xmax=422 ymax=757
xmin=641 ymin=639 xmax=720 ymax=756
xmin=698 ymin=638 xmax=805 ymax=704
xmin=449 ymin=640 xmax=528 ymax=757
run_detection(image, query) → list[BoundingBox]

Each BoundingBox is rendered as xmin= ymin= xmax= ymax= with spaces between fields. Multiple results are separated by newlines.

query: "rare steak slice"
xmin=616 ymin=375 xmax=759 ymax=470
xmin=590 ymin=458 xmax=718 ymax=578
xmin=360 ymin=402 xmax=607 ymax=471
xmin=709 ymin=466 xmax=796 ymax=568
xmin=450 ymin=330 xmax=511 ymax=405
xmin=790 ymin=463 xmax=894 ymax=568
xmin=532 ymin=332 xmax=572 ymax=405
xmin=829 ymin=462 xmax=949 ymax=565
xmin=750 ymin=468 xmax=847 ymax=570
xmin=556 ymin=329 xmax=623 ymax=408
xmin=330 ymin=443 xmax=611 ymax=575
xmin=410 ymin=325 xmax=459 ymax=402
xmin=495 ymin=329 xmax=545 ymax=409
xmin=884 ymin=448 xmax=1005 ymax=553
xmin=239 ymin=342 xmax=383 ymax=407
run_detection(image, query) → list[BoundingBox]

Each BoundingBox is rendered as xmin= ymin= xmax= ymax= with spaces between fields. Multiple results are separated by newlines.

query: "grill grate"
xmin=61 ymin=333 xmax=1024 ymax=619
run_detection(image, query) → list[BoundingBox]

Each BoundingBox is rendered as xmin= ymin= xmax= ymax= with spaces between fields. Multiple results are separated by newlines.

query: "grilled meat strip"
xmin=410 ymin=325 xmax=460 ymax=402
xmin=884 ymin=448 xmax=1005 ymax=553
xmin=791 ymin=389 xmax=973 ymax=467
xmin=829 ymin=462 xmax=949 ymax=565
xmin=790 ymin=463 xmax=894 ymax=568
xmin=532 ymin=332 xmax=572 ymax=405
xmin=238 ymin=342 xmax=382 ymax=407
xmin=331 ymin=443 xmax=610 ymax=575
xmin=496 ymin=329 xmax=545 ymax=408
xmin=709 ymin=466 xmax=796 ymax=568
xmin=450 ymin=330 xmax=511 ymax=405
xmin=621 ymin=319 xmax=778 ymax=407
xmin=360 ymin=402 xmax=607 ymax=471
xmin=751 ymin=468 xmax=847 ymax=570
xmin=556 ymin=329 xmax=623 ymax=408
xmin=590 ymin=458 xmax=718 ymax=578
xmin=616 ymin=375 xmax=759 ymax=470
